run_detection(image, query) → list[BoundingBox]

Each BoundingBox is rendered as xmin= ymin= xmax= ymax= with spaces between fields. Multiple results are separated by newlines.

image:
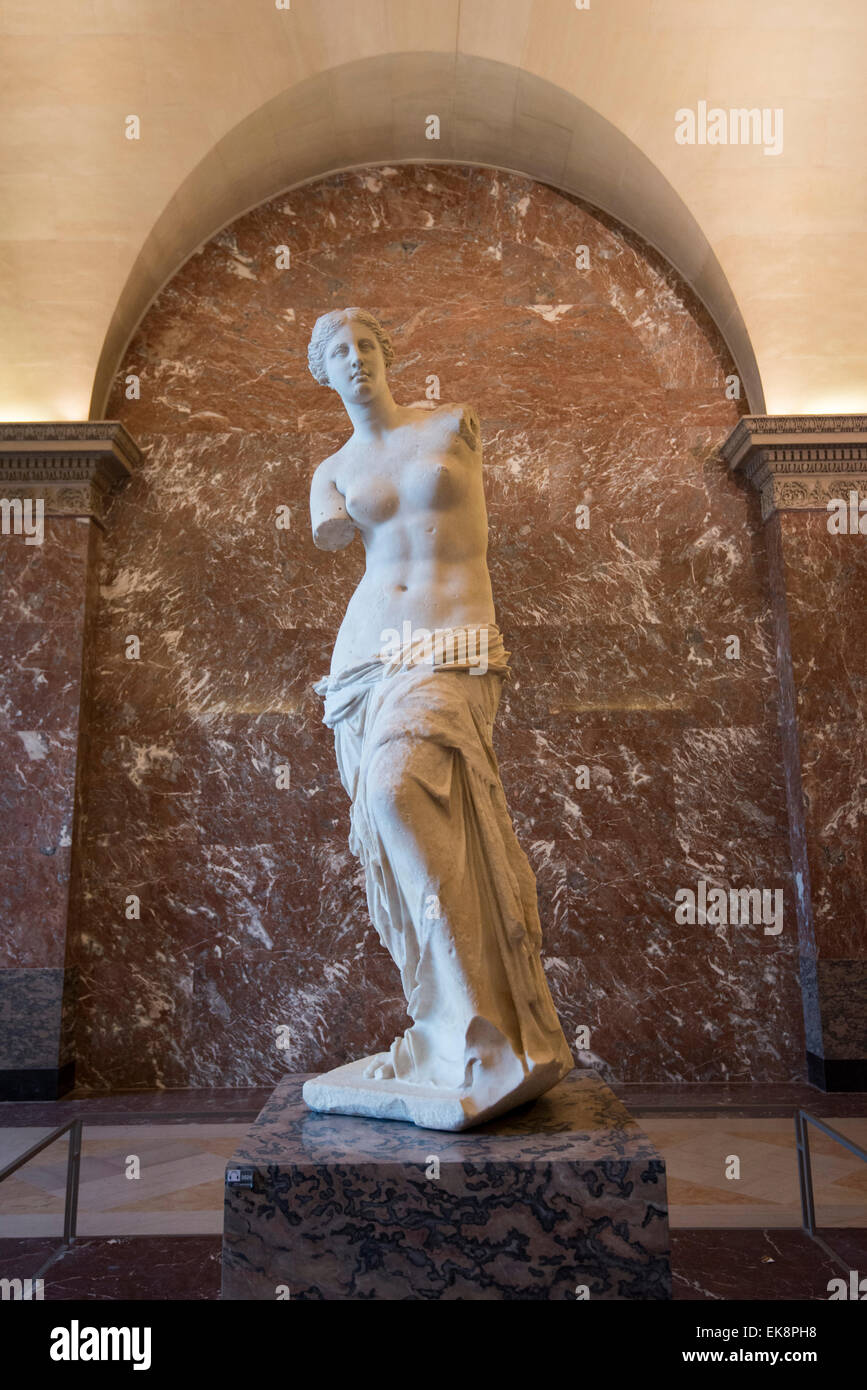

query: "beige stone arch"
xmin=90 ymin=53 xmax=764 ymax=417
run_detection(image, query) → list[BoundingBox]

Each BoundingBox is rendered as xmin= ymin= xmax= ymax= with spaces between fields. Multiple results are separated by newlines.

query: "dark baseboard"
xmin=0 ymin=1061 xmax=75 ymax=1101
xmin=807 ymin=1052 xmax=867 ymax=1092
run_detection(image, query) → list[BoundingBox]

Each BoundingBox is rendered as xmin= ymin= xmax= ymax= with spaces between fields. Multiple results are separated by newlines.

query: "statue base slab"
xmin=301 ymin=1053 xmax=569 ymax=1130
xmin=222 ymin=1070 xmax=671 ymax=1301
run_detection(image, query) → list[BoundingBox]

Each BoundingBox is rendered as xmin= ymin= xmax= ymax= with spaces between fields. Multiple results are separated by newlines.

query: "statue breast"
xmin=342 ymin=406 xmax=479 ymax=524
xmin=402 ymin=407 xmax=479 ymax=510
xmin=344 ymin=477 xmax=400 ymax=526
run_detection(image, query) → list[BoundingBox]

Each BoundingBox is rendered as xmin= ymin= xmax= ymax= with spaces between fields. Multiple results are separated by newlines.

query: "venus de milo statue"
xmin=302 ymin=308 xmax=573 ymax=1131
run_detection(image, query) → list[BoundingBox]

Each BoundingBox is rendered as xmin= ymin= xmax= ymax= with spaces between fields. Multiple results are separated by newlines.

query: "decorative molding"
xmin=721 ymin=415 xmax=867 ymax=521
xmin=0 ymin=422 xmax=141 ymax=523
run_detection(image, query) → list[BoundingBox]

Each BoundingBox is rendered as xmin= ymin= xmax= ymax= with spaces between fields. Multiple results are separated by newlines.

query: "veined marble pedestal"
xmin=222 ymin=1070 xmax=671 ymax=1301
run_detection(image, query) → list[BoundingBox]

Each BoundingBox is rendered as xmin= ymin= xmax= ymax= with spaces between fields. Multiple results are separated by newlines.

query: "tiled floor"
xmin=671 ymin=1228 xmax=867 ymax=1301
xmin=640 ymin=1116 xmax=867 ymax=1228
xmin=0 ymin=1124 xmax=251 ymax=1236
xmin=0 ymin=1236 xmax=222 ymax=1300
xmin=1 ymin=1231 xmax=865 ymax=1300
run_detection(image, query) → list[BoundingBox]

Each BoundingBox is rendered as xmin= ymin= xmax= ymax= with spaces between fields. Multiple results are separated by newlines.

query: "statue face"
xmin=325 ymin=318 xmax=386 ymax=404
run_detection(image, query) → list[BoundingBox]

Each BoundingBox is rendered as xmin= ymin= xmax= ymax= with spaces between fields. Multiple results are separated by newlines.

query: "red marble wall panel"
xmin=777 ymin=510 xmax=867 ymax=964
xmin=0 ymin=515 xmax=96 ymax=1089
xmin=0 ymin=520 xmax=94 ymax=970
xmin=70 ymin=164 xmax=803 ymax=1087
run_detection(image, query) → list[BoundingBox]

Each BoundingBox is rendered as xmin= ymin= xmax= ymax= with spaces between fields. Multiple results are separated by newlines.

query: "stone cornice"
xmin=0 ymin=422 xmax=141 ymax=523
xmin=721 ymin=415 xmax=867 ymax=521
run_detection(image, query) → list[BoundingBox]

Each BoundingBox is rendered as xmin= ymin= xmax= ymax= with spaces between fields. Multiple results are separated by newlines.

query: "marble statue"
xmin=302 ymin=308 xmax=574 ymax=1131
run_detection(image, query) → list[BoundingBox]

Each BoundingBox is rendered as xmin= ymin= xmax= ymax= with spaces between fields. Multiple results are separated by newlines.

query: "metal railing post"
xmin=795 ymin=1110 xmax=816 ymax=1235
xmin=62 ymin=1117 xmax=82 ymax=1245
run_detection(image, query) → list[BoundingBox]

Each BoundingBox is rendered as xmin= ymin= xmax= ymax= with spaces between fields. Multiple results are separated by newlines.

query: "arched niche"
xmin=90 ymin=53 xmax=764 ymax=417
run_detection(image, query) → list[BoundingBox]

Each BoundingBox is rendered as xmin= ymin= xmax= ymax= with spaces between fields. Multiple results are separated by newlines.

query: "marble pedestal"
xmin=222 ymin=1070 xmax=671 ymax=1301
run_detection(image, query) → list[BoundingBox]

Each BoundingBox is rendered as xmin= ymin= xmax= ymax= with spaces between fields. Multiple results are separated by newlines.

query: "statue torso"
xmin=327 ymin=404 xmax=496 ymax=670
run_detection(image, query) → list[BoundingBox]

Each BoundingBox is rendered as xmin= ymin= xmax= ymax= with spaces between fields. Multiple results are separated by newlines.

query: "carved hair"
xmin=307 ymin=308 xmax=394 ymax=387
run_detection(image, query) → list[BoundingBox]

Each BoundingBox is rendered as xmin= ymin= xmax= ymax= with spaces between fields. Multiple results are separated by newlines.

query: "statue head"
xmin=307 ymin=308 xmax=394 ymax=406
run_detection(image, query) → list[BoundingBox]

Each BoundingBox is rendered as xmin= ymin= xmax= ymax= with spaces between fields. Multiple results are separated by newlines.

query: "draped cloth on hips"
xmin=313 ymin=624 xmax=572 ymax=1099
